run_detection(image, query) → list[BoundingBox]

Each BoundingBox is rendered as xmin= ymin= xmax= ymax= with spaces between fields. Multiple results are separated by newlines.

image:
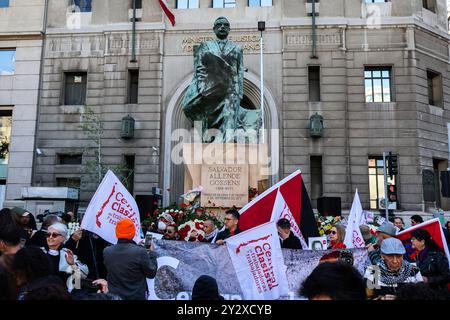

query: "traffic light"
xmin=387 ymin=184 xmax=397 ymax=203
xmin=387 ymin=152 xmax=398 ymax=179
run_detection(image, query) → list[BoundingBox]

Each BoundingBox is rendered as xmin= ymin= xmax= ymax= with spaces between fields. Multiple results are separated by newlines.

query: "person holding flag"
xmin=409 ymin=229 xmax=450 ymax=289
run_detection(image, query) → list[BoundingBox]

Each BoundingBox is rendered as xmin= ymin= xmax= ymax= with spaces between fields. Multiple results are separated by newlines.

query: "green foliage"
xmin=79 ymin=106 xmax=134 ymax=190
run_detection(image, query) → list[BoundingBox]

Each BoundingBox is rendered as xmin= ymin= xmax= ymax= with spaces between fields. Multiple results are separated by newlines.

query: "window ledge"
xmin=365 ymin=102 xmax=396 ymax=108
xmin=59 ymin=105 xmax=86 ymax=113
xmin=428 ymin=104 xmax=443 ymax=116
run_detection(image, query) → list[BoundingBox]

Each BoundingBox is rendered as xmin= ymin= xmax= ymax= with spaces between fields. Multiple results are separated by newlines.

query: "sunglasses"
xmin=224 ymin=218 xmax=236 ymax=221
xmin=330 ymin=230 xmax=337 ymax=235
xmin=46 ymin=232 xmax=62 ymax=238
xmin=165 ymin=230 xmax=174 ymax=234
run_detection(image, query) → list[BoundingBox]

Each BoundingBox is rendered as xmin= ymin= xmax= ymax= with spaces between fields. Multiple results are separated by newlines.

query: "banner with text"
xmin=81 ymin=170 xmax=142 ymax=244
xmin=146 ymin=240 xmax=368 ymax=300
xmin=225 ymin=222 xmax=289 ymax=300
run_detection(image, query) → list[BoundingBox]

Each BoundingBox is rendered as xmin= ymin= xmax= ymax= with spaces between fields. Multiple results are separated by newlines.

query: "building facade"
xmin=0 ymin=0 xmax=46 ymax=209
xmin=31 ymin=0 xmax=450 ymax=213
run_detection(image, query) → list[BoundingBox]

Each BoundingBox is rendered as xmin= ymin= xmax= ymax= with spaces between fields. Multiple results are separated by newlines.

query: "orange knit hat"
xmin=116 ymin=218 xmax=136 ymax=240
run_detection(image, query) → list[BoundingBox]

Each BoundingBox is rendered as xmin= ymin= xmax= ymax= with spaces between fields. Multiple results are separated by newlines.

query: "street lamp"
xmin=258 ymin=21 xmax=265 ymax=144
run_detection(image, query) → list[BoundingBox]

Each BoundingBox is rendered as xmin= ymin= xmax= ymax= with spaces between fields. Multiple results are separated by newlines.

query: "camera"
xmin=338 ymin=250 xmax=354 ymax=266
xmin=144 ymin=232 xmax=153 ymax=249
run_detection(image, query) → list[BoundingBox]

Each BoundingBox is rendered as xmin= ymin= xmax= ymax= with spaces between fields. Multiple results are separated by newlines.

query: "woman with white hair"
xmin=42 ymin=222 xmax=89 ymax=290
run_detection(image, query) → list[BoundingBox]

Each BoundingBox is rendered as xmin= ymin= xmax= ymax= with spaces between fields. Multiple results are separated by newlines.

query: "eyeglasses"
xmin=46 ymin=233 xmax=62 ymax=238
xmin=330 ymin=230 xmax=337 ymax=235
xmin=165 ymin=230 xmax=174 ymax=234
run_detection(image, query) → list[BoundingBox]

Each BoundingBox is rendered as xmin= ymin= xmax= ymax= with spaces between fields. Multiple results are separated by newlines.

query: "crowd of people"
xmin=1 ymin=206 xmax=450 ymax=300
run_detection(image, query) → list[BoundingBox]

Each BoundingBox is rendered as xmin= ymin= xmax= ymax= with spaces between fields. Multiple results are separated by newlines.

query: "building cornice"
xmin=0 ymin=32 xmax=43 ymax=41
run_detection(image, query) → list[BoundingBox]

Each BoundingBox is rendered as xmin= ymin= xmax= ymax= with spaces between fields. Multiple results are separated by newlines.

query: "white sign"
xmin=226 ymin=222 xmax=289 ymax=300
xmin=308 ymin=236 xmax=327 ymax=250
xmin=81 ymin=170 xmax=142 ymax=244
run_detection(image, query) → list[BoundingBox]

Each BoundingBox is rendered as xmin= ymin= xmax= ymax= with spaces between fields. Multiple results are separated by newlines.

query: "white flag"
xmin=343 ymin=189 xmax=366 ymax=248
xmin=226 ymin=222 xmax=289 ymax=300
xmin=270 ymin=190 xmax=308 ymax=249
xmin=81 ymin=170 xmax=142 ymax=244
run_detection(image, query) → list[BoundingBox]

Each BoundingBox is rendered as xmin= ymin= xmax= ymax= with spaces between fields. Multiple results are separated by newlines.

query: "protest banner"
xmin=146 ymin=240 xmax=368 ymax=300
xmin=225 ymin=222 xmax=289 ymax=300
xmin=81 ymin=170 xmax=142 ymax=244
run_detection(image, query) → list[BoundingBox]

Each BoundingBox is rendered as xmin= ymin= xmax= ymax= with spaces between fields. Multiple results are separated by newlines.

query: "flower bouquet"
xmin=317 ymin=215 xmax=342 ymax=236
xmin=177 ymin=219 xmax=206 ymax=242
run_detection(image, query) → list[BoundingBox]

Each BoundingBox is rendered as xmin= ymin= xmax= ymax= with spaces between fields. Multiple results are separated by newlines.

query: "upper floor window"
xmin=57 ymin=154 xmax=83 ymax=165
xmin=427 ymin=70 xmax=443 ymax=107
xmin=73 ymin=0 xmax=92 ymax=13
xmin=249 ymin=0 xmax=272 ymax=6
xmin=64 ymin=72 xmax=87 ymax=105
xmin=0 ymin=109 xmax=12 ymax=174
xmin=0 ymin=0 xmax=9 ymax=8
xmin=177 ymin=0 xmax=199 ymax=8
xmin=364 ymin=67 xmax=392 ymax=103
xmin=0 ymin=50 xmax=15 ymax=76
xmin=423 ymin=0 xmax=436 ymax=13
xmin=213 ymin=0 xmax=236 ymax=8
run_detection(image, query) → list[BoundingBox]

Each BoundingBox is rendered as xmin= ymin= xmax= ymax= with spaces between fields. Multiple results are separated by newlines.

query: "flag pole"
xmin=258 ymin=21 xmax=265 ymax=144
xmin=383 ymin=152 xmax=389 ymax=221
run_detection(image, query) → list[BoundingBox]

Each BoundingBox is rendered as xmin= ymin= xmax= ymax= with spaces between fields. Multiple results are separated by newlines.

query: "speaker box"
xmin=317 ymin=197 xmax=342 ymax=217
xmin=441 ymin=171 xmax=450 ymax=198
xmin=135 ymin=195 xmax=158 ymax=221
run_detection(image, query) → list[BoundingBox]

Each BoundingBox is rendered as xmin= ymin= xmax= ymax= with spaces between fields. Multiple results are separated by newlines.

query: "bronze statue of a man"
xmin=182 ymin=17 xmax=246 ymax=143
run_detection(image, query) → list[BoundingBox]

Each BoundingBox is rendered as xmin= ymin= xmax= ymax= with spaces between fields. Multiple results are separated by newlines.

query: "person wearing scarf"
xmin=202 ymin=220 xmax=218 ymax=243
xmin=365 ymin=238 xmax=423 ymax=300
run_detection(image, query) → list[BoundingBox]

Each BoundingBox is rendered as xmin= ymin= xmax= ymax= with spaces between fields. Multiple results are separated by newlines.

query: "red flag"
xmin=238 ymin=170 xmax=319 ymax=243
xmin=397 ymin=218 xmax=450 ymax=268
xmin=159 ymin=0 xmax=175 ymax=26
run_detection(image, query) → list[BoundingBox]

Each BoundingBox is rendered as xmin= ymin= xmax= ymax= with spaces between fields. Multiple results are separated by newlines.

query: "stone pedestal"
xmin=183 ymin=143 xmax=269 ymax=209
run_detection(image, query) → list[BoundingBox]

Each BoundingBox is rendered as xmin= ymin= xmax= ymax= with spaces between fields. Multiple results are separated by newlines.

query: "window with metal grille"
xmin=364 ymin=67 xmax=392 ymax=103
xmin=64 ymin=72 xmax=87 ymax=105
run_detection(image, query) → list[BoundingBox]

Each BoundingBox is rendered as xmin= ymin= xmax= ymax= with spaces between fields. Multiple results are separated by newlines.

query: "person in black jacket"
xmin=410 ymin=228 xmax=450 ymax=289
xmin=277 ymin=218 xmax=302 ymax=250
xmin=103 ymin=218 xmax=157 ymax=300
xmin=215 ymin=209 xmax=241 ymax=245
xmin=192 ymin=275 xmax=224 ymax=300
xmin=64 ymin=229 xmax=108 ymax=279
